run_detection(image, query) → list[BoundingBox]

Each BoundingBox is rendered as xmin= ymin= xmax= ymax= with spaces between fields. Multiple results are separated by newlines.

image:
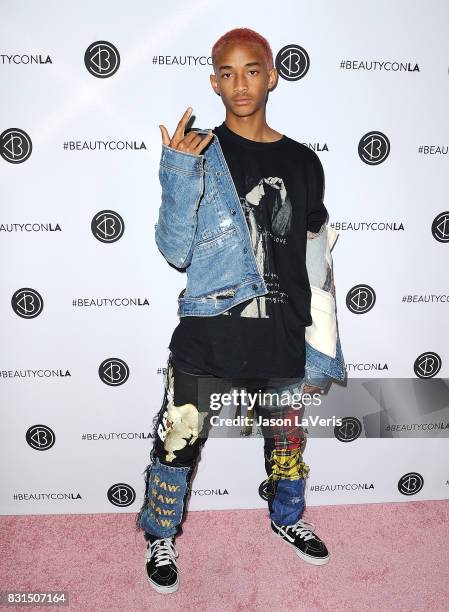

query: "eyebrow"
xmin=218 ymin=61 xmax=262 ymax=70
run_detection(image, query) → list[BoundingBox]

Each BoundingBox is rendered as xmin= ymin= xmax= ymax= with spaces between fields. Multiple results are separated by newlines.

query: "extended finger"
xmin=192 ymin=131 xmax=214 ymax=154
xmin=159 ymin=124 xmax=171 ymax=146
xmin=171 ymin=107 xmax=193 ymax=147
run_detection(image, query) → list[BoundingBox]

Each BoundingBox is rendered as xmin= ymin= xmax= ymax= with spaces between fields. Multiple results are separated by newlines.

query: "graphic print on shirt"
xmin=222 ymin=174 xmax=292 ymax=318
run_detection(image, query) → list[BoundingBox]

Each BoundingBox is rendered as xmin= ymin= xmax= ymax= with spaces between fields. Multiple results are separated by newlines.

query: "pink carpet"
xmin=1 ymin=501 xmax=449 ymax=611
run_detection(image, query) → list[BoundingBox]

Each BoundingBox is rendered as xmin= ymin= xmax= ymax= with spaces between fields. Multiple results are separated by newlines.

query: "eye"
xmin=221 ymin=72 xmax=231 ymax=79
xmin=248 ymin=70 xmax=259 ymax=76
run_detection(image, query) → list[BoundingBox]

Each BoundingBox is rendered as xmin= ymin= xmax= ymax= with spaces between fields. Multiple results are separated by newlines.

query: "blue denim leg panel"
xmin=138 ymin=458 xmax=190 ymax=538
xmin=270 ymin=477 xmax=306 ymax=526
xmin=305 ymin=331 xmax=346 ymax=385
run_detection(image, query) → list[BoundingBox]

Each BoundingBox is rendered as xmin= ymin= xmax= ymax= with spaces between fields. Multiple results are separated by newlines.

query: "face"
xmin=246 ymin=180 xmax=265 ymax=206
xmin=210 ymin=41 xmax=277 ymax=117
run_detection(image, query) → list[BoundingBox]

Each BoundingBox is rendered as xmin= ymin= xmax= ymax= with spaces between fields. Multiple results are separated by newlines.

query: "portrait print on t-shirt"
xmin=222 ymin=172 xmax=292 ymax=318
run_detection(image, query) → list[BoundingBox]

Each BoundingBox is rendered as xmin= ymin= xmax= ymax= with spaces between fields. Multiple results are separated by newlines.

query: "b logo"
xmin=85 ymin=41 xmax=120 ymax=78
xmin=258 ymin=478 xmax=269 ymax=501
xmin=413 ymin=352 xmax=442 ymax=379
xmin=99 ymin=358 xmax=130 ymax=386
xmin=0 ymin=128 xmax=32 ymax=163
xmin=346 ymin=284 xmax=376 ymax=314
xmin=398 ymin=472 xmax=424 ymax=495
xmin=275 ymin=44 xmax=310 ymax=81
xmin=26 ymin=425 xmax=56 ymax=451
xmin=107 ymin=483 xmax=136 ymax=507
xmin=431 ymin=211 xmax=449 ymax=243
xmin=358 ymin=131 xmax=390 ymax=165
xmin=12 ymin=288 xmax=44 ymax=319
xmin=91 ymin=210 xmax=125 ymax=243
xmin=334 ymin=417 xmax=362 ymax=442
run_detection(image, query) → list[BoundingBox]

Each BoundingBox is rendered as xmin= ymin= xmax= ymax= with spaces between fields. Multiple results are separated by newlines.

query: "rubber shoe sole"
xmin=271 ymin=528 xmax=330 ymax=565
xmin=145 ymin=559 xmax=180 ymax=594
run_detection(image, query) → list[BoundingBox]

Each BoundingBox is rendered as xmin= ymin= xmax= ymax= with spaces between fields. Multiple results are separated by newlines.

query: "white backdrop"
xmin=1 ymin=0 xmax=449 ymax=518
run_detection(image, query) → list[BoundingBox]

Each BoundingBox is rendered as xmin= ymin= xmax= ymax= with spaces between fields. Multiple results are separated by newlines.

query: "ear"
xmin=267 ymin=67 xmax=278 ymax=91
xmin=210 ymin=73 xmax=221 ymax=96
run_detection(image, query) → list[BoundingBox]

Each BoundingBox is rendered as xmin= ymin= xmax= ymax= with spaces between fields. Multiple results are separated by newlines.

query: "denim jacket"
xmin=154 ymin=129 xmax=346 ymax=387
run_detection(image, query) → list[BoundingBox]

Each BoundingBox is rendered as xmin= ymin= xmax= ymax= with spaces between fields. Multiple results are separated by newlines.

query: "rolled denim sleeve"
xmin=155 ymin=144 xmax=204 ymax=268
xmin=306 ymin=149 xmax=329 ymax=233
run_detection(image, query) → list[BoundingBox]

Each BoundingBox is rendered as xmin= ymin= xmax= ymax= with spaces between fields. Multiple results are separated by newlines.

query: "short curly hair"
xmin=211 ymin=27 xmax=274 ymax=71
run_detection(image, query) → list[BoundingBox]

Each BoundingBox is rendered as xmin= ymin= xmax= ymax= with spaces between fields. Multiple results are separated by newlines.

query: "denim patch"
xmin=139 ymin=458 xmax=190 ymax=538
xmin=270 ymin=476 xmax=306 ymax=526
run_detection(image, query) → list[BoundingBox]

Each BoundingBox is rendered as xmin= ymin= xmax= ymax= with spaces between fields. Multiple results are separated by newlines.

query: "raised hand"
xmin=159 ymin=107 xmax=213 ymax=154
xmin=264 ymin=176 xmax=287 ymax=202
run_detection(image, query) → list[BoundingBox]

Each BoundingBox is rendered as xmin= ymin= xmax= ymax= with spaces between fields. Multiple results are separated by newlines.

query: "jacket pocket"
xmin=305 ymin=286 xmax=337 ymax=358
xmin=185 ymin=226 xmax=242 ymax=298
xmin=193 ymin=226 xmax=238 ymax=257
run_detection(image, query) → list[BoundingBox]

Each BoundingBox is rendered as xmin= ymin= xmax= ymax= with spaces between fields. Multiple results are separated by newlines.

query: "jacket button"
xmin=231 ymin=209 xmax=236 ymax=215
xmin=252 ymin=283 xmax=258 ymax=290
xmin=243 ymin=247 xmax=248 ymax=253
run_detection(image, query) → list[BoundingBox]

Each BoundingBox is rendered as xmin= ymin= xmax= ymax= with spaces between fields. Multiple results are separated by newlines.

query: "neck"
xmin=223 ymin=110 xmax=274 ymax=143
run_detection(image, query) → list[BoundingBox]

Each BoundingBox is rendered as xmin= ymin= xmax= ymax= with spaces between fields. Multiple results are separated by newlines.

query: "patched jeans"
xmin=136 ymin=352 xmax=309 ymax=539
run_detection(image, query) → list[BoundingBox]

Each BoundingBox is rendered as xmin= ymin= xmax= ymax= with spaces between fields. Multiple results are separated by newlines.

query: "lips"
xmin=233 ymin=97 xmax=252 ymax=105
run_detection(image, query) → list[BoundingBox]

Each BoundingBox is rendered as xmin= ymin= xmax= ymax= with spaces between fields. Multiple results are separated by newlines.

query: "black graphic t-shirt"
xmin=169 ymin=121 xmax=328 ymax=378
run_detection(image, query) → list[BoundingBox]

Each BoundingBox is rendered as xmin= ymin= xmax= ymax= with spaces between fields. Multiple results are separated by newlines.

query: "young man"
xmin=136 ymin=27 xmax=341 ymax=594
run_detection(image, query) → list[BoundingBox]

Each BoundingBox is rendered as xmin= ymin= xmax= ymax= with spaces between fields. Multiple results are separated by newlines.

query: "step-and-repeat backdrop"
xmin=1 ymin=0 xmax=448 ymax=519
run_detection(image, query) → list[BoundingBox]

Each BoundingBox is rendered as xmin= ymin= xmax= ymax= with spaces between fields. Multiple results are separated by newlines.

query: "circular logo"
xmin=11 ymin=288 xmax=44 ymax=319
xmin=91 ymin=210 xmax=125 ymax=243
xmin=431 ymin=211 xmax=449 ymax=243
xmin=107 ymin=483 xmax=136 ymax=507
xmin=84 ymin=41 xmax=120 ymax=78
xmin=99 ymin=358 xmax=130 ymax=386
xmin=358 ymin=131 xmax=390 ymax=165
xmin=26 ymin=425 xmax=56 ymax=450
xmin=346 ymin=284 xmax=376 ymax=314
xmin=334 ymin=417 xmax=362 ymax=442
xmin=275 ymin=44 xmax=310 ymax=81
xmin=258 ymin=478 xmax=269 ymax=501
xmin=413 ymin=352 xmax=441 ymax=379
xmin=398 ymin=472 xmax=424 ymax=496
xmin=0 ymin=128 xmax=32 ymax=163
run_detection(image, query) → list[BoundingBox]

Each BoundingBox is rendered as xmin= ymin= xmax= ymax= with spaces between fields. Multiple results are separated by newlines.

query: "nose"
xmin=233 ymin=74 xmax=248 ymax=94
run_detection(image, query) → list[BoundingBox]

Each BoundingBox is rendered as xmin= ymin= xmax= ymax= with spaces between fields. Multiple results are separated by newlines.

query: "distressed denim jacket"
xmin=154 ymin=129 xmax=346 ymax=387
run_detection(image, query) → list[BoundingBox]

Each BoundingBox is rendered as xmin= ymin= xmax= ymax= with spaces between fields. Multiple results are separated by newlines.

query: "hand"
xmin=159 ymin=107 xmax=214 ymax=155
xmin=264 ymin=176 xmax=287 ymax=202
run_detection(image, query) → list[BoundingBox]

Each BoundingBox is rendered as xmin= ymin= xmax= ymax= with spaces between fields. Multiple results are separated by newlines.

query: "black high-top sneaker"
xmin=144 ymin=534 xmax=179 ymax=593
xmin=271 ymin=518 xmax=330 ymax=565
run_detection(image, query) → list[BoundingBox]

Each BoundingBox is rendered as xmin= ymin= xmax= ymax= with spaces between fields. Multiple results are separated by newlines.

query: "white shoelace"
xmin=284 ymin=519 xmax=316 ymax=542
xmin=150 ymin=538 xmax=179 ymax=567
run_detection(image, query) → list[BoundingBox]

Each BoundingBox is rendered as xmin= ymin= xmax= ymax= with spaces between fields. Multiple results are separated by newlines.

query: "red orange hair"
xmin=211 ymin=27 xmax=274 ymax=71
